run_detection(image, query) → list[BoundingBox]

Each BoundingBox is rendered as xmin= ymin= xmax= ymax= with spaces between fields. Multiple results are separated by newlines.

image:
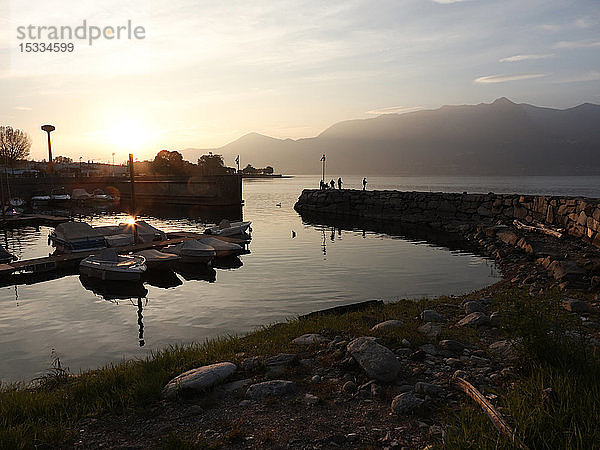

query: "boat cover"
xmin=199 ymin=236 xmax=242 ymax=252
xmin=134 ymin=249 xmax=180 ymax=264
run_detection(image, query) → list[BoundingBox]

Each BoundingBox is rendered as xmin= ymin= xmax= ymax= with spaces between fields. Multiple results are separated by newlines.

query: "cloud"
xmin=430 ymin=0 xmax=470 ymax=3
xmin=575 ymin=18 xmax=593 ymax=29
xmin=553 ymin=71 xmax=600 ymax=83
xmin=474 ymin=73 xmax=548 ymax=84
xmin=499 ymin=54 xmax=553 ymax=62
xmin=554 ymin=40 xmax=600 ymax=49
xmin=366 ymin=106 xmax=424 ymax=115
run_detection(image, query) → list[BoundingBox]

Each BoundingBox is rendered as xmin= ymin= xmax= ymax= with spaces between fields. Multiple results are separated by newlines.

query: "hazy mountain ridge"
xmin=184 ymin=98 xmax=600 ymax=175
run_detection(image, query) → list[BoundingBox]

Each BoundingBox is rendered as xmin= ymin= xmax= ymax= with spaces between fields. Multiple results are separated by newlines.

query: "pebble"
xmin=464 ymin=301 xmax=485 ymax=314
xmin=390 ymin=392 xmax=425 ymax=415
xmin=311 ymin=374 xmax=322 ymax=383
xmin=265 ymin=353 xmax=297 ymax=367
xmin=304 ymin=393 xmax=320 ymax=406
xmin=415 ymin=381 xmax=445 ymax=397
xmin=246 ymin=380 xmax=299 ymax=399
xmin=371 ymin=319 xmax=404 ymax=331
xmin=418 ymin=322 xmax=442 ymax=338
xmin=438 ymin=339 xmax=465 ymax=354
xmin=456 ymin=312 xmax=489 ymax=327
xmin=401 ymin=338 xmax=411 ymax=347
xmin=421 ymin=310 xmax=445 ymax=322
xmin=240 ymin=356 xmax=261 ymax=371
xmin=292 ymin=333 xmax=329 ymax=345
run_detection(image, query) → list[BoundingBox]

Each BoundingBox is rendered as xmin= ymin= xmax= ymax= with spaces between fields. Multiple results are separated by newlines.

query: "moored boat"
xmin=162 ymin=239 xmax=215 ymax=264
xmin=50 ymin=187 xmax=71 ymax=204
xmin=198 ymin=236 xmax=243 ymax=257
xmin=134 ymin=249 xmax=180 ymax=269
xmin=72 ymin=188 xmax=93 ymax=204
xmin=31 ymin=191 xmax=51 ymax=206
xmin=92 ymin=188 xmax=111 ymax=203
xmin=204 ymin=219 xmax=252 ymax=237
xmin=49 ymin=222 xmax=108 ymax=253
xmin=79 ymin=248 xmax=146 ymax=281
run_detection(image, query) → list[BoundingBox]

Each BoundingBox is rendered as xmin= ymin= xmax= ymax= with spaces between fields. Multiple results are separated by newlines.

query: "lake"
xmin=7 ymin=174 xmax=595 ymax=383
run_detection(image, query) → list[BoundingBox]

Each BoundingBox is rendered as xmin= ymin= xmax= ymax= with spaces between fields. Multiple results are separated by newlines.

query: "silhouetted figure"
xmin=291 ymin=230 xmax=296 ymax=238
xmin=362 ymin=177 xmax=367 ymax=190
xmin=319 ymin=180 xmax=324 ymax=190
xmin=337 ymin=177 xmax=342 ymax=189
xmin=330 ymin=179 xmax=335 ymax=189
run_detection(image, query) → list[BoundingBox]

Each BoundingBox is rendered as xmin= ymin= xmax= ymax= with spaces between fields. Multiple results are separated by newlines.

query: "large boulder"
xmin=162 ymin=362 xmax=237 ymax=399
xmin=347 ymin=337 xmax=402 ymax=382
xmin=246 ymin=380 xmax=298 ymax=399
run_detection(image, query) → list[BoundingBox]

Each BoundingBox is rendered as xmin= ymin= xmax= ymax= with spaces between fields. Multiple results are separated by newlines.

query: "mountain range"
xmin=183 ymin=98 xmax=600 ymax=175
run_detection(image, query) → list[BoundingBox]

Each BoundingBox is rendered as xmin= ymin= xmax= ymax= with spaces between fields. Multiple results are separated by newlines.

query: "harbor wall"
xmin=2 ymin=175 xmax=243 ymax=207
xmin=294 ymin=189 xmax=600 ymax=247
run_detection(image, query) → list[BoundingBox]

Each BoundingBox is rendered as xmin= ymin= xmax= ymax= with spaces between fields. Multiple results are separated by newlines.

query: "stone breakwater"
xmin=294 ymin=189 xmax=600 ymax=247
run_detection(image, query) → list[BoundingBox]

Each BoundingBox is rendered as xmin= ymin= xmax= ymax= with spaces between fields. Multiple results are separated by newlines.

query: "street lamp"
xmin=41 ymin=124 xmax=55 ymax=162
xmin=112 ymin=152 xmax=115 ymax=176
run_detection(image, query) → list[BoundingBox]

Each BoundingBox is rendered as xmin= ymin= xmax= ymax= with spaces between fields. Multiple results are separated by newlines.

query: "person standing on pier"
xmin=337 ymin=177 xmax=342 ymax=189
xmin=362 ymin=177 xmax=367 ymax=190
xmin=330 ymin=179 xmax=335 ymax=189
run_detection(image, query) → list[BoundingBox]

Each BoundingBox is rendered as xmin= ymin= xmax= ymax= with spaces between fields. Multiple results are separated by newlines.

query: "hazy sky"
xmin=1 ymin=0 xmax=599 ymax=164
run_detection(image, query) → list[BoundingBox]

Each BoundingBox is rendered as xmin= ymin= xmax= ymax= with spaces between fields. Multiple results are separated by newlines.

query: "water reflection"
xmin=79 ymin=276 xmax=149 ymax=301
xmin=173 ymin=263 xmax=217 ymax=282
xmin=143 ymin=270 xmax=183 ymax=289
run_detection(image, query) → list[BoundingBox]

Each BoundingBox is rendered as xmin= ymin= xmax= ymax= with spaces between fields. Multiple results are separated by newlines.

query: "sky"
xmin=0 ymin=0 xmax=599 ymax=164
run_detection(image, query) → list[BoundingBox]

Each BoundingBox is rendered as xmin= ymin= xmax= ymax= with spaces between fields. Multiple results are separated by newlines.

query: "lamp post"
xmin=112 ymin=152 xmax=115 ymax=176
xmin=41 ymin=124 xmax=55 ymax=163
xmin=320 ymin=154 xmax=326 ymax=185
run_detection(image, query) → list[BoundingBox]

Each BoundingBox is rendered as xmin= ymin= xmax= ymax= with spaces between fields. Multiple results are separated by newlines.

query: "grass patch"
xmin=447 ymin=288 xmax=600 ymax=449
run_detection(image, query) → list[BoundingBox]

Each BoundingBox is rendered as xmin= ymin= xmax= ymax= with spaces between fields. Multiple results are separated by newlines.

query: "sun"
xmin=105 ymin=118 xmax=151 ymax=152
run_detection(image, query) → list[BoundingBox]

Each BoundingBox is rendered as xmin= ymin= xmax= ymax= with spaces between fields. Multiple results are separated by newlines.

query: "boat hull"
xmin=79 ymin=264 xmax=145 ymax=281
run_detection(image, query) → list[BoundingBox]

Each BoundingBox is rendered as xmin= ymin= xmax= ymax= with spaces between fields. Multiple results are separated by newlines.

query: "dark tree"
xmin=241 ymin=164 xmax=258 ymax=174
xmin=54 ymin=155 xmax=73 ymax=164
xmin=198 ymin=153 xmax=228 ymax=175
xmin=151 ymin=150 xmax=185 ymax=175
xmin=0 ymin=126 xmax=31 ymax=164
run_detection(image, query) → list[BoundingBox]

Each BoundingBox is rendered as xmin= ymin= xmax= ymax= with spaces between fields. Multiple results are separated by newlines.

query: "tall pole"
xmin=112 ymin=152 xmax=115 ymax=176
xmin=128 ymin=153 xmax=138 ymax=244
xmin=321 ymin=154 xmax=326 ymax=184
xmin=41 ymin=125 xmax=55 ymax=163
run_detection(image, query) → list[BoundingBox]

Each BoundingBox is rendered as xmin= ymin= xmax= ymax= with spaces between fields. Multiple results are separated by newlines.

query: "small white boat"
xmin=31 ymin=191 xmax=51 ymax=205
xmin=9 ymin=198 xmax=25 ymax=207
xmin=198 ymin=236 xmax=243 ymax=258
xmin=93 ymin=189 xmax=111 ymax=203
xmin=134 ymin=249 xmax=180 ymax=269
xmin=204 ymin=219 xmax=252 ymax=237
xmin=51 ymin=187 xmax=71 ymax=204
xmin=80 ymin=248 xmax=146 ymax=281
xmin=49 ymin=222 xmax=107 ymax=253
xmin=163 ymin=240 xmax=215 ymax=264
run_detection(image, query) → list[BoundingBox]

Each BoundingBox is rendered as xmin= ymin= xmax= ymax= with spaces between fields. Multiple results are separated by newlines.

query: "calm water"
xmin=6 ymin=174 xmax=596 ymax=383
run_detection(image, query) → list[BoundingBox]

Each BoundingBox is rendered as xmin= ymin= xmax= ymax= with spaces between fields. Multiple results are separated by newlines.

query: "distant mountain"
xmin=183 ymin=98 xmax=600 ymax=175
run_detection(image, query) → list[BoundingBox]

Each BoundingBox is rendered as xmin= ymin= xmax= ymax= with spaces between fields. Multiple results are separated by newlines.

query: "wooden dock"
xmin=0 ymin=233 xmax=249 ymax=279
xmin=1 ymin=214 xmax=71 ymax=228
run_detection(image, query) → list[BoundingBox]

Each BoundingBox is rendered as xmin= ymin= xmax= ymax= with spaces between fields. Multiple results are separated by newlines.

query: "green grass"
xmin=446 ymin=289 xmax=600 ymax=449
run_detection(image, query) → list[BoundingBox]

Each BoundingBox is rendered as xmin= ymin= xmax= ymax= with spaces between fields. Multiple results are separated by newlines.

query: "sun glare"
xmin=126 ymin=216 xmax=137 ymax=225
xmin=105 ymin=118 xmax=151 ymax=153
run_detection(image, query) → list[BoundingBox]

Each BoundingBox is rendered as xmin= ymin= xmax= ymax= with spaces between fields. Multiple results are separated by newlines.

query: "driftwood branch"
xmin=454 ymin=376 xmax=528 ymax=449
xmin=513 ymin=219 xmax=563 ymax=239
